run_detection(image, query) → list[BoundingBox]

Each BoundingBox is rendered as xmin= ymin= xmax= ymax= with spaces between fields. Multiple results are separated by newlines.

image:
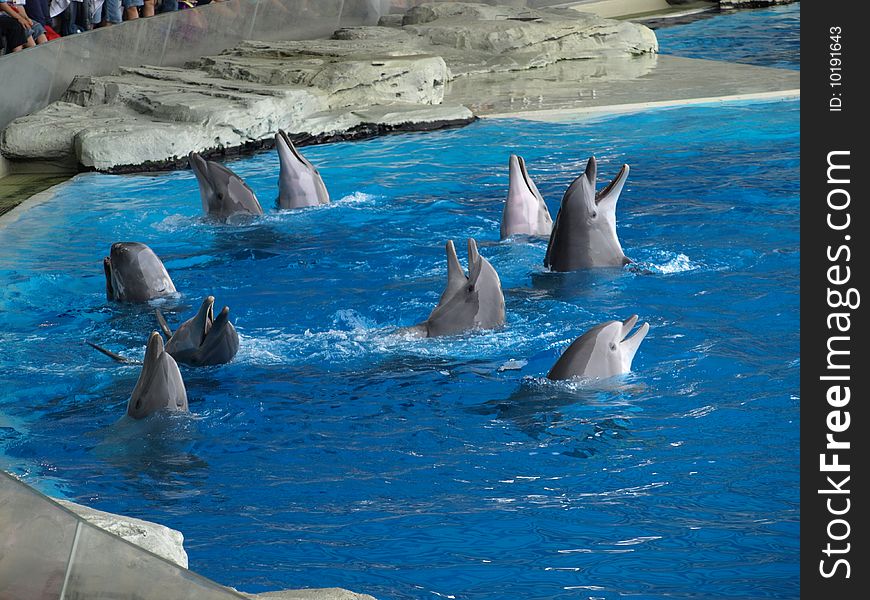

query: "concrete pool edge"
xmin=0 ymin=180 xmax=66 ymax=229
xmin=479 ymin=88 xmax=801 ymax=121
xmin=0 ymin=470 xmax=377 ymax=600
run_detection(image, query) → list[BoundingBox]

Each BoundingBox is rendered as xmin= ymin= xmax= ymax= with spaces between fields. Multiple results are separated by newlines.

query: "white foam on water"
xmin=654 ymin=253 xmax=697 ymax=273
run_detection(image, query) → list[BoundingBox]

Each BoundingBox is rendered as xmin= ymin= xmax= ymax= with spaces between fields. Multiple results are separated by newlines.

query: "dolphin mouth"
xmin=619 ymin=315 xmax=649 ymax=356
xmin=145 ymin=330 xmax=166 ymax=361
xmin=211 ymin=305 xmax=231 ymax=334
xmin=188 ymin=152 xmax=210 ymax=186
xmin=278 ymin=129 xmax=307 ymax=164
xmin=103 ymin=257 xmax=114 ymax=300
xmin=188 ymin=151 xmax=204 ymax=171
xmin=203 ymin=296 xmax=215 ymax=343
xmin=466 ymin=238 xmax=482 ymax=285
xmin=516 ymin=156 xmax=535 ymax=196
xmin=595 ymin=163 xmax=630 ymax=204
xmin=193 ymin=296 xmax=216 ymax=346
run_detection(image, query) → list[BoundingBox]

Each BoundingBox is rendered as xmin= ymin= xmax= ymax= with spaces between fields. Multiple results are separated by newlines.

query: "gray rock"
xmin=401 ymin=2 xmax=657 ymax=77
xmin=376 ymin=14 xmax=404 ymax=27
xmin=0 ymin=2 xmax=655 ymax=171
xmin=56 ymin=499 xmax=189 ymax=569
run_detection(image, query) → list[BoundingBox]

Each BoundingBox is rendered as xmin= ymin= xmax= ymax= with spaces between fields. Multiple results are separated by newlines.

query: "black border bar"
xmin=802 ymin=1 xmax=868 ymax=596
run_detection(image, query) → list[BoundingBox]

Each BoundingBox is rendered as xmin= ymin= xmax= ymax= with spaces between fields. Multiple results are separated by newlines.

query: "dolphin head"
xmin=188 ymin=152 xmax=263 ymax=222
xmin=501 ymin=154 xmax=553 ymax=239
xmin=424 ymin=239 xmax=506 ymax=337
xmin=544 ymin=156 xmax=631 ymax=270
xmin=127 ymin=332 xmax=189 ymax=419
xmin=547 ymin=315 xmax=649 ymax=380
xmin=276 ymin=129 xmax=330 ymax=209
xmin=104 ymin=242 xmax=176 ymax=303
xmin=164 ymin=296 xmax=240 ymax=366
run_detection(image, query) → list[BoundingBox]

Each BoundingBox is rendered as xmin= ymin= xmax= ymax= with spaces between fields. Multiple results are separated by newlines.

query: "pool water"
xmin=655 ymin=3 xmax=800 ymax=70
xmin=0 ymin=98 xmax=799 ymax=599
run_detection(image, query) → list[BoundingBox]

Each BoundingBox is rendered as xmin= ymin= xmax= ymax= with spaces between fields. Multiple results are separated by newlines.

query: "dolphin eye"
xmin=609 ymin=342 xmax=617 ymax=351
xmin=592 ymin=210 xmax=598 ymax=218
xmin=467 ymin=284 xmax=474 ymax=292
xmin=135 ymin=399 xmax=142 ymax=409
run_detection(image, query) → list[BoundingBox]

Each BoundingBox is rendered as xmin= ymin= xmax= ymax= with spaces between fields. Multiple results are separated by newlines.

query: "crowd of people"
xmin=0 ymin=0 xmax=223 ymax=54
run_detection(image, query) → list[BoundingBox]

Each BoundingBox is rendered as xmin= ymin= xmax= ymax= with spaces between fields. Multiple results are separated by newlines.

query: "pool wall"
xmin=0 ymin=470 xmax=249 ymax=600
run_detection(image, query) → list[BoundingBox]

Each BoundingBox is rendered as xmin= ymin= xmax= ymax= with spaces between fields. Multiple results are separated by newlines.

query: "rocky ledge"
xmin=1 ymin=2 xmax=656 ymax=173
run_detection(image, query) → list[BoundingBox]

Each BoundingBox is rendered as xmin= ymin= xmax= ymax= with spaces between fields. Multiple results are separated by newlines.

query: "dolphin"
xmin=276 ymin=129 xmax=330 ymax=209
xmin=157 ymin=296 xmax=240 ymax=366
xmin=104 ymin=242 xmax=176 ymax=303
xmin=544 ymin=156 xmax=631 ymax=271
xmin=127 ymin=332 xmax=189 ymax=419
xmin=188 ymin=152 xmax=264 ymax=222
xmin=417 ymin=239 xmax=506 ymax=337
xmin=500 ymin=154 xmax=553 ymax=239
xmin=547 ymin=315 xmax=649 ymax=380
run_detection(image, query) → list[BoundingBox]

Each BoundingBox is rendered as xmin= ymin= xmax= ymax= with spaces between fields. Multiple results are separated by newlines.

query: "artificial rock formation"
xmin=1 ymin=2 xmax=656 ymax=172
xmin=57 ymin=499 xmax=189 ymax=569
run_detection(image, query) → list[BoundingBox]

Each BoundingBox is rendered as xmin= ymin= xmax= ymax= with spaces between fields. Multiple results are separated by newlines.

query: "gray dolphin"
xmin=418 ymin=239 xmax=506 ymax=337
xmin=104 ymin=242 xmax=177 ymax=303
xmin=500 ymin=154 xmax=553 ymax=239
xmin=544 ymin=156 xmax=631 ymax=271
xmin=189 ymin=152 xmax=264 ymax=222
xmin=547 ymin=315 xmax=649 ymax=380
xmin=127 ymin=332 xmax=189 ymax=419
xmin=276 ymin=129 xmax=330 ymax=209
xmin=157 ymin=296 xmax=240 ymax=366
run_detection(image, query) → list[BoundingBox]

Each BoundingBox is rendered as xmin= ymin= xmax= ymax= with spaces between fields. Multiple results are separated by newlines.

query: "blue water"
xmin=656 ymin=3 xmax=800 ymax=70
xmin=0 ymin=98 xmax=799 ymax=599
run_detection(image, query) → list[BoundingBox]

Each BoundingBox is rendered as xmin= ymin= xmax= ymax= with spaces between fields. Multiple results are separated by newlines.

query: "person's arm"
xmin=1 ymin=1 xmax=31 ymax=29
xmin=14 ymin=3 xmax=35 ymax=28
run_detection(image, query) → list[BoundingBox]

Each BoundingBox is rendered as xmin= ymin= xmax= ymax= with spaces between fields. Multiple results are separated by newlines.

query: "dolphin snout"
xmin=620 ymin=317 xmax=649 ymax=358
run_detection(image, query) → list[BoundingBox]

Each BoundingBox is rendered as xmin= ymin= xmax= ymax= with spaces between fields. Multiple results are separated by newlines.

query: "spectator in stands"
xmin=97 ymin=0 xmax=121 ymax=27
xmin=123 ymin=0 xmax=155 ymax=20
xmin=1 ymin=0 xmax=29 ymax=53
xmin=23 ymin=0 xmax=49 ymax=30
xmin=11 ymin=0 xmax=48 ymax=45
